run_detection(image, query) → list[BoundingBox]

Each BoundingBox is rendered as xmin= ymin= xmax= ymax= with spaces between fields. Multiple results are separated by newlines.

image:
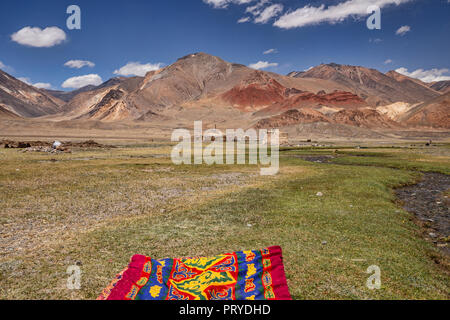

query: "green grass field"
xmin=0 ymin=143 xmax=449 ymax=299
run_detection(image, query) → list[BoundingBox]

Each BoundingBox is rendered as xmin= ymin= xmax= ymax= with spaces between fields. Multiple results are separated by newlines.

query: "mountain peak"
xmin=176 ymin=52 xmax=224 ymax=63
xmin=325 ymin=62 xmax=341 ymax=68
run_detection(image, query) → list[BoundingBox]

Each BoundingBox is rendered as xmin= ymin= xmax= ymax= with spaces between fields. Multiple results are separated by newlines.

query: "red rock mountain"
xmin=254 ymin=107 xmax=399 ymax=130
xmin=330 ymin=108 xmax=400 ymax=129
xmin=2 ymin=53 xmax=448 ymax=130
xmin=256 ymin=90 xmax=367 ymax=117
xmin=221 ymin=73 xmax=290 ymax=112
xmin=57 ymin=53 xmax=349 ymax=121
xmin=292 ymin=63 xmax=440 ymax=106
xmin=255 ymin=109 xmax=331 ymax=129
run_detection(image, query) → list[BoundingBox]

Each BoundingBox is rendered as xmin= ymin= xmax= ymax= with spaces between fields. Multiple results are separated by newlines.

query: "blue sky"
xmin=0 ymin=0 xmax=449 ymax=90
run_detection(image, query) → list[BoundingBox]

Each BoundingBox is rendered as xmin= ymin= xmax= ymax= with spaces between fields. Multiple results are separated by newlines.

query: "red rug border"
xmin=267 ymin=246 xmax=292 ymax=300
xmin=106 ymin=254 xmax=146 ymax=300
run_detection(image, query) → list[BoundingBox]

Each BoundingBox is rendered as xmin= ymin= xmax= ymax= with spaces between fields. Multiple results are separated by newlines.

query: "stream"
xmin=296 ymin=154 xmax=450 ymax=255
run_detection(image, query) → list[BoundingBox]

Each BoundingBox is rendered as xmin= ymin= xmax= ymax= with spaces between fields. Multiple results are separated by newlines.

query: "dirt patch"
xmin=1 ymin=140 xmax=34 ymax=148
xmin=294 ymin=155 xmax=336 ymax=163
xmin=63 ymin=140 xmax=111 ymax=148
xmin=396 ymin=173 xmax=450 ymax=255
xmin=1 ymin=139 xmax=110 ymax=149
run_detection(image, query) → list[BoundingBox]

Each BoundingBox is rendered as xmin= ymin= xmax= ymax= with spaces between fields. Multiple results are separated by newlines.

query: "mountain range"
xmin=0 ymin=53 xmax=449 ymax=131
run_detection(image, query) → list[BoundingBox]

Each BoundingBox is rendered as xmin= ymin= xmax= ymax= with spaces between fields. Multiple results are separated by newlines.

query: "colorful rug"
xmin=98 ymin=246 xmax=291 ymax=300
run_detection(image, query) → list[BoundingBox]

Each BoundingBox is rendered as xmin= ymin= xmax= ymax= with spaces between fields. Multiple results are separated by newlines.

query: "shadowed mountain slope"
xmin=0 ymin=69 xmax=64 ymax=117
xmin=430 ymin=80 xmax=450 ymax=94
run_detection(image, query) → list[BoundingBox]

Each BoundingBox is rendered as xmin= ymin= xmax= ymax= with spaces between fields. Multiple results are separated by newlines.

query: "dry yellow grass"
xmin=0 ymin=143 xmax=449 ymax=300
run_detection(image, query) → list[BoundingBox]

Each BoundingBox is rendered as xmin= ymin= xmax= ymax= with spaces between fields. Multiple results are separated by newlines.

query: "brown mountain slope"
xmin=0 ymin=105 xmax=21 ymax=119
xmin=292 ymin=63 xmax=440 ymax=106
xmin=385 ymin=70 xmax=435 ymax=90
xmin=401 ymin=92 xmax=450 ymax=128
xmin=60 ymin=76 xmax=143 ymax=121
xmin=430 ymin=80 xmax=450 ymax=94
xmin=0 ymin=69 xmax=64 ymax=117
xmin=255 ymin=107 xmax=399 ymax=130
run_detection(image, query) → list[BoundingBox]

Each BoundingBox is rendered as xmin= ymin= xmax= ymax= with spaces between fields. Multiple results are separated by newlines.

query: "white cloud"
xmin=205 ymin=0 xmax=283 ymax=24
xmin=254 ymin=4 xmax=283 ymax=23
xmin=237 ymin=17 xmax=251 ymax=23
xmin=64 ymin=60 xmax=95 ymax=69
xmin=0 ymin=61 xmax=14 ymax=73
xmin=18 ymin=77 xmax=52 ymax=89
xmin=248 ymin=61 xmax=278 ymax=70
xmin=396 ymin=67 xmax=450 ymax=83
xmin=245 ymin=0 xmax=282 ymax=24
xmin=18 ymin=77 xmax=31 ymax=84
xmin=384 ymin=59 xmax=393 ymax=64
xmin=113 ymin=62 xmax=163 ymax=77
xmin=396 ymin=25 xmax=411 ymax=36
xmin=203 ymin=0 xmax=230 ymax=8
xmin=62 ymin=74 xmax=103 ymax=89
xmin=274 ymin=0 xmax=412 ymax=29
xmin=203 ymin=0 xmax=254 ymax=9
xmin=33 ymin=82 xmax=52 ymax=89
xmin=246 ymin=0 xmax=269 ymax=15
xmin=263 ymin=48 xmax=278 ymax=54
xmin=11 ymin=26 xmax=66 ymax=47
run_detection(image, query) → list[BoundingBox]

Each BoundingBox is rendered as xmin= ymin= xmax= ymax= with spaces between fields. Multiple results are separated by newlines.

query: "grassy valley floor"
xmin=0 ymin=143 xmax=449 ymax=299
